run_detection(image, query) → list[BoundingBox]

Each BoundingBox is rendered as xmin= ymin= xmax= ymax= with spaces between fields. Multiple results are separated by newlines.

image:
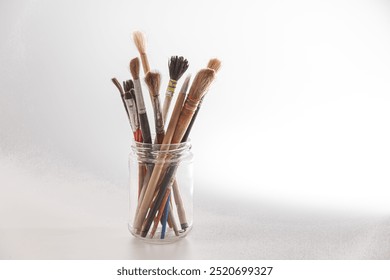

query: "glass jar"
xmin=128 ymin=140 xmax=193 ymax=243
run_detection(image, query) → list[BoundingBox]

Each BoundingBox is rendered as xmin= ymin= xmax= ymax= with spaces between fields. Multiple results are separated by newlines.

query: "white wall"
xmin=1 ymin=0 xmax=390 ymax=213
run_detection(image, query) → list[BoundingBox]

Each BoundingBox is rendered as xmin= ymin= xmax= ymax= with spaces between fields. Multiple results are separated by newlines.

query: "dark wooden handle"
xmin=139 ymin=113 xmax=152 ymax=144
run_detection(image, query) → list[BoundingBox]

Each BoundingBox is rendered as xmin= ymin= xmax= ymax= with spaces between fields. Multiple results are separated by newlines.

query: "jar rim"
xmin=131 ymin=139 xmax=192 ymax=153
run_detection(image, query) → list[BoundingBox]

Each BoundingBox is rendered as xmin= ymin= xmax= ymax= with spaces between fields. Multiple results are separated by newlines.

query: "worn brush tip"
xmin=207 ymin=58 xmax=222 ymax=73
xmin=111 ymin=77 xmax=124 ymax=95
xmin=132 ymin=31 xmax=146 ymax=54
xmin=123 ymin=79 xmax=134 ymax=93
xmin=128 ymin=79 xmax=134 ymax=90
xmin=129 ymin=57 xmax=140 ymax=80
xmin=144 ymin=71 xmax=161 ymax=97
xmin=169 ymin=56 xmax=189 ymax=81
xmin=188 ymin=69 xmax=216 ymax=101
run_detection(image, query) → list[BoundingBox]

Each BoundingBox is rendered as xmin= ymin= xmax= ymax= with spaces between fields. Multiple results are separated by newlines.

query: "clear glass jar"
xmin=128 ymin=141 xmax=193 ymax=243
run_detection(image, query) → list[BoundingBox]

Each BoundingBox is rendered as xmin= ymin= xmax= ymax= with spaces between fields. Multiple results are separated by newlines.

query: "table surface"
xmin=1 ymin=157 xmax=389 ymax=260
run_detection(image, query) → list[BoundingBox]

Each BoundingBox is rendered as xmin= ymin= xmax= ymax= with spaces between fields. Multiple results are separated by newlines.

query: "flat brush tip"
xmin=129 ymin=57 xmax=140 ymax=79
xmin=144 ymin=71 xmax=161 ymax=97
xmin=169 ymin=55 xmax=189 ymax=81
xmin=111 ymin=77 xmax=124 ymax=94
xmin=189 ymin=68 xmax=216 ymax=100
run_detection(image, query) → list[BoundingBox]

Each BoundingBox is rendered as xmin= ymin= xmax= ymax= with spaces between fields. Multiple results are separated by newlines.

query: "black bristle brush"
xmin=162 ymin=56 xmax=189 ymax=122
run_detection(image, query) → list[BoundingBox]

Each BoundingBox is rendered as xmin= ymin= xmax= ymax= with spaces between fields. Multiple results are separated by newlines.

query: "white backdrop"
xmin=1 ymin=0 xmax=390 ymax=259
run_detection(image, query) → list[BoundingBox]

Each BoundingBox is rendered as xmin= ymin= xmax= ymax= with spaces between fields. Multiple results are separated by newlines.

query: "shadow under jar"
xmin=128 ymin=140 xmax=193 ymax=244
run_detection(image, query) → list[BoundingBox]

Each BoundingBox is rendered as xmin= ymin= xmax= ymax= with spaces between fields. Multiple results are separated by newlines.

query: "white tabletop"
xmin=1 ymin=156 xmax=389 ymax=260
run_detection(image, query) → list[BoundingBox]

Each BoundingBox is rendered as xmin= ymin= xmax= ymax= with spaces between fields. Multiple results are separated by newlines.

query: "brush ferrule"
xmin=133 ymin=79 xmax=146 ymax=113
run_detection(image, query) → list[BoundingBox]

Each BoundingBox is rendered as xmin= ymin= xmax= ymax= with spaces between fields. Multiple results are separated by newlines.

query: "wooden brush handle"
xmin=151 ymin=95 xmax=165 ymax=138
xmin=172 ymin=97 xmax=199 ymax=143
xmin=138 ymin=113 xmax=152 ymax=144
xmin=156 ymin=132 xmax=165 ymax=144
xmin=182 ymin=97 xmax=204 ymax=142
xmin=141 ymin=166 xmax=176 ymax=237
xmin=168 ymin=201 xmax=180 ymax=236
xmin=133 ymin=161 xmax=165 ymax=231
xmin=162 ymin=95 xmax=173 ymax=123
xmin=162 ymin=79 xmax=177 ymax=122
xmin=140 ymin=53 xmax=150 ymax=74
xmin=133 ymin=79 xmax=152 ymax=144
xmin=172 ymin=178 xmax=188 ymax=229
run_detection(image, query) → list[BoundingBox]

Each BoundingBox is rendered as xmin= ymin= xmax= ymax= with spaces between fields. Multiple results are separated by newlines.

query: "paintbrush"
xmin=133 ymin=76 xmax=191 ymax=232
xmin=171 ymin=68 xmax=216 ymax=143
xmin=133 ymin=31 xmax=150 ymax=74
xmin=181 ymin=58 xmax=222 ymax=142
xmin=129 ymin=90 xmax=143 ymax=142
xmin=144 ymin=71 xmax=165 ymax=144
xmin=162 ymin=56 xmax=189 ymax=122
xmin=129 ymin=57 xmax=152 ymax=144
xmin=111 ymin=77 xmax=130 ymax=119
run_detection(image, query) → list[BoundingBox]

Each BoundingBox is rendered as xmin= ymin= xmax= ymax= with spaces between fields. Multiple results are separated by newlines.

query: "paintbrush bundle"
xmin=111 ymin=31 xmax=220 ymax=243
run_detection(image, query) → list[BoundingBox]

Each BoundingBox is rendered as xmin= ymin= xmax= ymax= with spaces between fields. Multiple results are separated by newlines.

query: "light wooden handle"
xmin=140 ymin=53 xmax=150 ymax=74
xmin=172 ymin=97 xmax=199 ymax=143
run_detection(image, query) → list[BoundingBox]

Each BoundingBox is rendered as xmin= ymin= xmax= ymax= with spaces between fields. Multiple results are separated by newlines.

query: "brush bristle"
xmin=128 ymin=79 xmax=134 ymax=89
xmin=188 ymin=69 xmax=216 ymax=101
xmin=207 ymin=58 xmax=222 ymax=73
xmin=144 ymin=71 xmax=161 ymax=97
xmin=129 ymin=58 xmax=140 ymax=80
xmin=132 ymin=31 xmax=146 ymax=54
xmin=123 ymin=79 xmax=134 ymax=93
xmin=111 ymin=77 xmax=124 ymax=95
xmin=169 ymin=56 xmax=189 ymax=81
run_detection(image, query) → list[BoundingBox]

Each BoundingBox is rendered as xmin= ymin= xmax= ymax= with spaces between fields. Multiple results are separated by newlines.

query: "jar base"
xmin=128 ymin=223 xmax=192 ymax=244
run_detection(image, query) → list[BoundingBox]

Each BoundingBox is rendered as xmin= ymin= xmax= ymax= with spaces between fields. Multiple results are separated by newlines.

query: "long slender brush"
xmin=144 ymin=71 xmax=165 ymax=144
xmin=123 ymin=79 xmax=145 ymax=198
xmin=181 ymin=58 xmax=221 ymax=142
xmin=162 ymin=56 xmax=189 ymax=122
xmin=129 ymin=90 xmax=143 ymax=142
xmin=129 ymin=57 xmax=152 ymax=144
xmin=171 ymin=69 xmax=216 ymax=143
xmin=133 ymin=76 xmax=191 ymax=232
xmin=133 ymin=31 xmax=150 ymax=74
